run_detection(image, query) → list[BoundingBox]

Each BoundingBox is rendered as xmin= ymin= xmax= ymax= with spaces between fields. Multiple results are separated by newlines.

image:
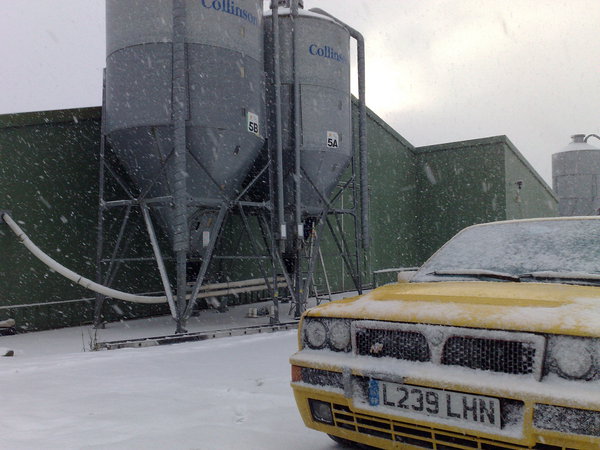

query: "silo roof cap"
xmin=560 ymin=134 xmax=600 ymax=152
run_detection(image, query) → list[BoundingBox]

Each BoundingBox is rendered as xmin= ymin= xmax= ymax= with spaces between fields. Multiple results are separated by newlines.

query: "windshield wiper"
xmin=519 ymin=271 xmax=600 ymax=285
xmin=427 ymin=269 xmax=520 ymax=282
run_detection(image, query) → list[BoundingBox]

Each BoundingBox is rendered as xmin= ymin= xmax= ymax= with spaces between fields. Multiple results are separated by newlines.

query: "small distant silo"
xmin=553 ymin=134 xmax=600 ymax=216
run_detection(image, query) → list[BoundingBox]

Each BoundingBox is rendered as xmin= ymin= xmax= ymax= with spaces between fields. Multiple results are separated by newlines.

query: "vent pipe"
xmin=171 ymin=0 xmax=189 ymax=333
xmin=270 ymin=1 xmax=286 ymax=242
xmin=309 ymin=7 xmax=370 ymax=250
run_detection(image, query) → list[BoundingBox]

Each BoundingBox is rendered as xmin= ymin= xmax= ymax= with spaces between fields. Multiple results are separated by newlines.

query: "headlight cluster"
xmin=303 ymin=318 xmax=352 ymax=352
xmin=546 ymin=336 xmax=599 ymax=380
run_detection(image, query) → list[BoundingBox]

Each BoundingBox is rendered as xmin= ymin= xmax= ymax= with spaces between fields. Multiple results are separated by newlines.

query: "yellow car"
xmin=291 ymin=217 xmax=600 ymax=449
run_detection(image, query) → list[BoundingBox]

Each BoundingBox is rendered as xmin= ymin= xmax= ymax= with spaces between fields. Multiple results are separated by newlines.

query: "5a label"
xmin=327 ymin=131 xmax=339 ymax=148
xmin=247 ymin=112 xmax=260 ymax=136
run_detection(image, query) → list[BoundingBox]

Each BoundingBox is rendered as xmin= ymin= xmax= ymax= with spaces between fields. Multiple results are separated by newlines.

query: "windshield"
xmin=413 ymin=219 xmax=600 ymax=283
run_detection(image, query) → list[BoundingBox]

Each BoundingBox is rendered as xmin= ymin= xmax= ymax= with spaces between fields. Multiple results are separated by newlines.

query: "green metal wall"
xmin=415 ymin=136 xmax=558 ymax=261
xmin=365 ymin=110 xmax=419 ymax=271
xmin=0 ymin=109 xmax=101 ymax=329
xmin=0 ymin=108 xmax=557 ymax=331
xmin=503 ymin=139 xmax=558 ymax=220
xmin=415 ymin=138 xmax=507 ymax=261
xmin=0 ymin=108 xmax=169 ymax=330
xmin=313 ymin=105 xmax=420 ymax=292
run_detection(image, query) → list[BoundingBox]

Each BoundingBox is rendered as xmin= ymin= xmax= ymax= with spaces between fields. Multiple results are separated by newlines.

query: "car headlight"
xmin=547 ymin=336 xmax=597 ymax=380
xmin=304 ymin=319 xmax=327 ymax=349
xmin=302 ymin=318 xmax=352 ymax=352
xmin=329 ymin=321 xmax=351 ymax=351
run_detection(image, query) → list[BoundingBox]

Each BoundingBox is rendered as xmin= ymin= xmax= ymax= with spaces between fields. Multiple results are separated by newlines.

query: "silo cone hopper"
xmin=105 ymin=120 xmax=264 ymax=253
xmin=104 ymin=0 xmax=266 ymax=326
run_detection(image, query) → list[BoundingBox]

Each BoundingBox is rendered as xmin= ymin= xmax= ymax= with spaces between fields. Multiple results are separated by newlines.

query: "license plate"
xmin=369 ymin=380 xmax=501 ymax=429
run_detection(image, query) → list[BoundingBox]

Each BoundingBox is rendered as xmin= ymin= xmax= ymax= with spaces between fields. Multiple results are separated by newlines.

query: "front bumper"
xmin=290 ymin=351 xmax=600 ymax=449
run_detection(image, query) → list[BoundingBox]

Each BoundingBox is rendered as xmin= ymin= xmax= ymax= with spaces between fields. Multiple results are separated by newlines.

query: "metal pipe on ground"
xmin=188 ymin=277 xmax=286 ymax=291
xmin=1 ymin=212 xmax=287 ymax=307
xmin=1 ymin=212 xmax=168 ymax=304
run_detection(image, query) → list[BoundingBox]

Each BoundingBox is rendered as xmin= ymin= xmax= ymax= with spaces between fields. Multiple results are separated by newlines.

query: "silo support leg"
xmin=141 ymin=204 xmax=177 ymax=319
xmin=300 ymin=214 xmax=327 ymax=306
xmin=95 ymin=206 xmax=133 ymax=327
xmin=326 ymin=217 xmax=362 ymax=294
xmin=175 ymin=251 xmax=188 ymax=334
xmin=183 ymin=205 xmax=228 ymax=321
xmin=93 ymin=294 xmax=106 ymax=329
xmin=257 ymin=214 xmax=298 ymax=308
xmin=237 ymin=205 xmax=272 ymax=293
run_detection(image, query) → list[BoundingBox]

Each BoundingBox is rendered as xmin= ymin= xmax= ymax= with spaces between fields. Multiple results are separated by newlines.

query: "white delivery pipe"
xmin=2 ymin=212 xmax=167 ymax=304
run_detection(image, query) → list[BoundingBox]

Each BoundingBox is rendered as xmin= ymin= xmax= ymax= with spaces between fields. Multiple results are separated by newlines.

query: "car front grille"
xmin=352 ymin=321 xmax=545 ymax=379
xmin=442 ymin=336 xmax=537 ymax=375
xmin=355 ymin=327 xmax=430 ymax=361
xmin=327 ymin=402 xmax=564 ymax=449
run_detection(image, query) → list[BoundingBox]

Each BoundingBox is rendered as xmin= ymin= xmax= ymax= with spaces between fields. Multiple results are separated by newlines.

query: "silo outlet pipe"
xmin=171 ymin=0 xmax=190 ymax=333
xmin=291 ymin=0 xmax=303 ymax=242
xmin=270 ymin=0 xmax=286 ymax=241
xmin=1 ymin=212 xmax=167 ymax=304
xmin=309 ymin=8 xmax=369 ymax=250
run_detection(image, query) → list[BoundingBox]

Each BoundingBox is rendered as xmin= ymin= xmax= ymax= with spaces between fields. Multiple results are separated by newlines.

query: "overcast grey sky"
xmin=1 ymin=0 xmax=599 ymax=183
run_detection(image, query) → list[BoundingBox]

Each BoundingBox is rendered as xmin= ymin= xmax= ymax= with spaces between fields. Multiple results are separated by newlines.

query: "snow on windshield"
xmin=414 ymin=219 xmax=600 ymax=281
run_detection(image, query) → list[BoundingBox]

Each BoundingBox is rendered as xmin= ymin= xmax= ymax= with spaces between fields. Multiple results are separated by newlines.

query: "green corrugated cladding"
xmin=360 ymin=107 xmax=419 ymax=282
xmin=0 ymin=108 xmax=556 ymax=331
xmin=415 ymin=136 xmax=557 ymax=261
xmin=0 ymin=108 xmax=100 ymax=330
xmin=0 ymin=108 xmax=169 ymax=330
xmin=503 ymin=140 xmax=558 ymax=220
xmin=311 ymin=105 xmax=419 ymax=293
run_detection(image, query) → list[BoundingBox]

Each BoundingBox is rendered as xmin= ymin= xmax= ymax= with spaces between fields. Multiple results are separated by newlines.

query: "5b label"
xmin=247 ymin=112 xmax=260 ymax=136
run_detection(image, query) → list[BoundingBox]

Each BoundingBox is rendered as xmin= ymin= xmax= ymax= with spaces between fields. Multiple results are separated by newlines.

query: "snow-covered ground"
xmin=0 ymin=298 xmax=351 ymax=449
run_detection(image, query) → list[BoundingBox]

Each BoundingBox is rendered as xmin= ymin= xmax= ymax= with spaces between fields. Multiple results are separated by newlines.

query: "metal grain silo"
xmin=105 ymin=0 xmax=265 ymax=253
xmin=264 ymin=3 xmax=352 ymax=238
xmin=553 ymin=134 xmax=600 ymax=216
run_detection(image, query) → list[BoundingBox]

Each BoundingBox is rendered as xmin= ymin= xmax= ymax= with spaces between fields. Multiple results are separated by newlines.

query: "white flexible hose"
xmin=2 ymin=213 xmax=167 ymax=304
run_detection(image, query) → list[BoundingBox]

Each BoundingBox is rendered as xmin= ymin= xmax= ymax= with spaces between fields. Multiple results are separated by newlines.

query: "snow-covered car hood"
xmin=306 ymin=282 xmax=600 ymax=337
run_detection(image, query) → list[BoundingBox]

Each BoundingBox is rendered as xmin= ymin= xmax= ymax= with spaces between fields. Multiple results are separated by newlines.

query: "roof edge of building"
xmin=416 ymin=135 xmax=558 ymax=202
xmin=414 ymin=135 xmax=508 ymax=154
xmin=0 ymin=106 xmax=102 ymax=130
xmin=501 ymin=136 xmax=558 ymax=202
xmin=352 ymin=97 xmax=416 ymax=152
